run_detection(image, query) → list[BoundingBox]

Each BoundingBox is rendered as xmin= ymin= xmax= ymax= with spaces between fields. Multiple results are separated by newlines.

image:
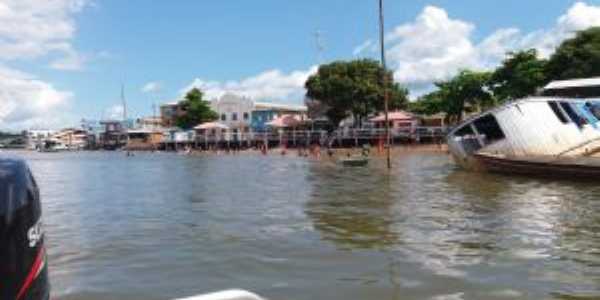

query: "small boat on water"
xmin=38 ymin=140 xmax=69 ymax=152
xmin=448 ymin=77 xmax=600 ymax=178
xmin=340 ymin=155 xmax=369 ymax=167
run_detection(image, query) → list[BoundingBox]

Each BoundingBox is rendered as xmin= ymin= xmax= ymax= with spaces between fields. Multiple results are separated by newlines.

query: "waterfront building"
xmin=122 ymin=116 xmax=166 ymax=150
xmin=370 ymin=111 xmax=419 ymax=133
xmin=52 ymin=128 xmax=89 ymax=150
xmin=126 ymin=129 xmax=163 ymax=150
xmin=137 ymin=116 xmax=163 ymax=130
xmin=99 ymin=120 xmax=127 ymax=150
xmin=420 ymin=113 xmax=447 ymax=128
xmin=193 ymin=122 xmax=229 ymax=147
xmin=26 ymin=130 xmax=56 ymax=150
xmin=160 ymin=101 xmax=185 ymax=128
xmin=209 ymin=93 xmax=254 ymax=140
xmin=161 ymin=93 xmax=309 ymax=147
xmin=251 ymin=102 xmax=308 ymax=132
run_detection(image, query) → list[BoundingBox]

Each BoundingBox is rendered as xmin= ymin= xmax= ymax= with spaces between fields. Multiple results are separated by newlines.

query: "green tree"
xmin=175 ymin=88 xmax=218 ymax=129
xmin=305 ymin=59 xmax=409 ymax=128
xmin=408 ymin=90 xmax=445 ymax=116
xmin=546 ymin=27 xmax=600 ymax=80
xmin=490 ymin=49 xmax=547 ymax=101
xmin=436 ymin=70 xmax=493 ymax=123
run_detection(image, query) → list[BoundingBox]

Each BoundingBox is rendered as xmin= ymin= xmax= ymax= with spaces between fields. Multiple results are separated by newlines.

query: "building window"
xmin=232 ymin=113 xmax=238 ymax=121
xmin=221 ymin=114 xmax=227 ymax=121
xmin=243 ymin=112 xmax=249 ymax=120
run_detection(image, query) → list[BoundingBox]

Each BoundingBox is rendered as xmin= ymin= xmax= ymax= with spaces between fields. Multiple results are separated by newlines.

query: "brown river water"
xmin=7 ymin=150 xmax=600 ymax=300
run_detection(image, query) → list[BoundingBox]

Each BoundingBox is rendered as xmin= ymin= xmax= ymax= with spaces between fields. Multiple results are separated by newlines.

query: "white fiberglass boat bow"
xmin=173 ymin=290 xmax=266 ymax=300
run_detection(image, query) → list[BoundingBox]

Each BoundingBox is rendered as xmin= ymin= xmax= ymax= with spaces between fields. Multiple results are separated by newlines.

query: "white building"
xmin=26 ymin=130 xmax=56 ymax=150
xmin=210 ymin=93 xmax=254 ymax=136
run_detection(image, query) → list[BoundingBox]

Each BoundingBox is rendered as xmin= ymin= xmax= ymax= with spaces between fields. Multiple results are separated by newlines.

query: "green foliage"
xmin=307 ymin=28 xmax=600 ymax=127
xmin=305 ymin=59 xmax=409 ymax=128
xmin=434 ymin=70 xmax=493 ymax=123
xmin=175 ymin=88 xmax=218 ymax=130
xmin=546 ymin=27 xmax=600 ymax=80
xmin=490 ymin=49 xmax=547 ymax=101
xmin=408 ymin=91 xmax=445 ymax=116
xmin=408 ymin=70 xmax=497 ymax=124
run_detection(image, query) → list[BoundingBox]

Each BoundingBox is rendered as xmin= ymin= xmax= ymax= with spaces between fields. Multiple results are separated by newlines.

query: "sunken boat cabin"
xmin=447 ymin=78 xmax=600 ymax=178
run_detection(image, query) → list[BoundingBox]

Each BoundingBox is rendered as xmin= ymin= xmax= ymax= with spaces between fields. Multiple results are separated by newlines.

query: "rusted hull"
xmin=473 ymin=154 xmax=600 ymax=179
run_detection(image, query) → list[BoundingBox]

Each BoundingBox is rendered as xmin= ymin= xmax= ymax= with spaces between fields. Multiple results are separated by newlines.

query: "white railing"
xmin=166 ymin=127 xmax=448 ymax=145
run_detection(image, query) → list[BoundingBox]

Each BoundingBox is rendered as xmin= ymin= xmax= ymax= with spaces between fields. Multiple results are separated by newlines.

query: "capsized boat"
xmin=447 ymin=77 xmax=600 ymax=178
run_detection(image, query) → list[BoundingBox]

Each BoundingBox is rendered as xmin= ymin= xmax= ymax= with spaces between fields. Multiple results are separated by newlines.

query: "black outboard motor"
xmin=0 ymin=157 xmax=49 ymax=300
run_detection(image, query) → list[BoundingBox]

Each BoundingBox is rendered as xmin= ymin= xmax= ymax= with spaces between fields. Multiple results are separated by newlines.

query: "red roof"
xmin=266 ymin=114 xmax=303 ymax=128
xmin=370 ymin=111 xmax=415 ymax=122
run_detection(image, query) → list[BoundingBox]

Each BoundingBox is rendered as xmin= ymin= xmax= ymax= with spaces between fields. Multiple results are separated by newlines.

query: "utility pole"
xmin=379 ymin=0 xmax=392 ymax=169
xmin=152 ymin=102 xmax=157 ymax=130
xmin=121 ymin=83 xmax=130 ymax=151
xmin=315 ymin=30 xmax=325 ymax=65
xmin=121 ymin=83 xmax=128 ymax=123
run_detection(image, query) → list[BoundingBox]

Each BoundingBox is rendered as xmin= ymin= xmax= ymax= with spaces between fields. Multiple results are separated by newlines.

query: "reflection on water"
xmin=8 ymin=151 xmax=600 ymax=300
xmin=305 ymin=163 xmax=398 ymax=250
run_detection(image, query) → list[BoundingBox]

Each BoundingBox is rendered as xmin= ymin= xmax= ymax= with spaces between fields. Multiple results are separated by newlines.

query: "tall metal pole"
xmin=121 ymin=83 xmax=128 ymax=123
xmin=315 ymin=30 xmax=325 ymax=65
xmin=379 ymin=0 xmax=391 ymax=169
xmin=121 ymin=83 xmax=130 ymax=150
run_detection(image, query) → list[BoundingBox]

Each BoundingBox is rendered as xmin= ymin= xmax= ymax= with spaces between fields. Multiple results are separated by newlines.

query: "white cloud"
xmin=182 ymin=66 xmax=318 ymax=104
xmin=0 ymin=66 xmax=74 ymax=130
xmin=353 ymin=39 xmax=375 ymax=57
xmin=374 ymin=2 xmax=600 ymax=97
xmin=104 ymin=105 xmax=124 ymax=121
xmin=0 ymin=0 xmax=90 ymax=66
xmin=0 ymin=0 xmax=90 ymax=129
xmin=48 ymin=44 xmax=87 ymax=71
xmin=141 ymin=81 xmax=162 ymax=94
xmin=385 ymin=6 xmax=478 ymax=92
xmin=181 ymin=2 xmax=600 ymax=104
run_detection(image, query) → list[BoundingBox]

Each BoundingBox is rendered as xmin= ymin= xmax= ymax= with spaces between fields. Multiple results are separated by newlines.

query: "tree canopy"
xmin=305 ymin=59 xmax=409 ymax=128
xmin=175 ymin=88 xmax=218 ymax=130
xmin=408 ymin=91 xmax=445 ymax=116
xmin=408 ymin=28 xmax=600 ymax=123
xmin=436 ymin=70 xmax=493 ymax=123
xmin=546 ymin=27 xmax=600 ymax=80
xmin=490 ymin=49 xmax=547 ymax=102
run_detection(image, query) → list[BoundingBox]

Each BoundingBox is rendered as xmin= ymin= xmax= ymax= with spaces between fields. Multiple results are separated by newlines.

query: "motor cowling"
xmin=0 ymin=157 xmax=49 ymax=300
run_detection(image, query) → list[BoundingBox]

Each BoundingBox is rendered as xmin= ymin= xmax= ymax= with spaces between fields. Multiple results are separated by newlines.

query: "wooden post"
xmin=379 ymin=0 xmax=391 ymax=169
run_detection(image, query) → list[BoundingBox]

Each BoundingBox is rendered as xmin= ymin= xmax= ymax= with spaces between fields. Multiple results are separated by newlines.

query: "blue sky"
xmin=2 ymin=0 xmax=600 ymax=129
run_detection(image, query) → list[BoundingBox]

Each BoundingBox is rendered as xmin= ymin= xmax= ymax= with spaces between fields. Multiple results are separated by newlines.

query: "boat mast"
xmin=121 ymin=83 xmax=130 ymax=148
xmin=379 ymin=0 xmax=391 ymax=169
xmin=315 ymin=29 xmax=325 ymax=65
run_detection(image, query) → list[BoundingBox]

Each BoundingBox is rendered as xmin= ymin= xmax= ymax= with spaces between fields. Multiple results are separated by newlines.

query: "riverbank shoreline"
xmin=182 ymin=143 xmax=449 ymax=158
xmin=2 ymin=143 xmax=449 ymax=156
